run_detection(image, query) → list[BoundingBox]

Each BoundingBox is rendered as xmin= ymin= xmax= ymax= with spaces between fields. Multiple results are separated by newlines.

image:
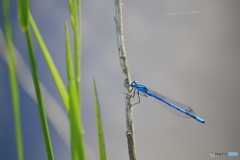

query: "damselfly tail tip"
xmin=200 ymin=119 xmax=205 ymax=124
xmin=196 ymin=117 xmax=205 ymax=124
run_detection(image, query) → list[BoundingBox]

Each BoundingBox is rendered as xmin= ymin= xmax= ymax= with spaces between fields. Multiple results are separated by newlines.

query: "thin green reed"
xmin=17 ymin=0 xmax=54 ymax=159
xmin=65 ymin=23 xmax=86 ymax=160
xmin=92 ymin=78 xmax=107 ymax=160
xmin=2 ymin=1 xmax=24 ymax=159
xmin=29 ymin=13 xmax=69 ymax=111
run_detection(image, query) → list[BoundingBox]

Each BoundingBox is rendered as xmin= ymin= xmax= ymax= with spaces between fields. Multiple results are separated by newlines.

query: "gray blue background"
xmin=0 ymin=0 xmax=240 ymax=159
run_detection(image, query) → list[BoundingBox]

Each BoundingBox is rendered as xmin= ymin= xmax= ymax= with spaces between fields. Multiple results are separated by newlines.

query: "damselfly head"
xmin=130 ymin=80 xmax=138 ymax=87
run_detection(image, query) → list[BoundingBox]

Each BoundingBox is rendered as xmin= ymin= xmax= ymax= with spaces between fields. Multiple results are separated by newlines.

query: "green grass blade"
xmin=2 ymin=1 xmax=24 ymax=160
xmin=75 ymin=0 xmax=81 ymax=97
xmin=92 ymin=78 xmax=107 ymax=160
xmin=24 ymin=28 xmax=54 ymax=160
xmin=16 ymin=0 xmax=30 ymax=30
xmin=29 ymin=12 xmax=69 ymax=111
xmin=68 ymin=0 xmax=81 ymax=97
xmin=65 ymin=23 xmax=86 ymax=160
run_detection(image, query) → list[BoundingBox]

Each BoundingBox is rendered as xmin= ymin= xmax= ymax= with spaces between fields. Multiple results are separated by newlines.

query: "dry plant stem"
xmin=114 ymin=0 xmax=137 ymax=160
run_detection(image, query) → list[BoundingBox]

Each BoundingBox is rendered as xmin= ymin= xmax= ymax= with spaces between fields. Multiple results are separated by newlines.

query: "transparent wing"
xmin=147 ymin=88 xmax=196 ymax=118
